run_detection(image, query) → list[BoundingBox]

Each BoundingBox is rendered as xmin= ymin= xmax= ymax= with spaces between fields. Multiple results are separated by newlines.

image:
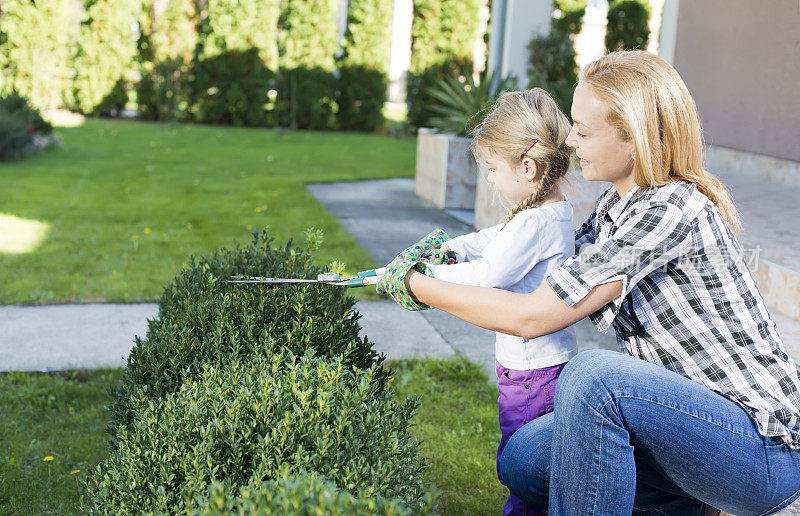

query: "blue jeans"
xmin=499 ymin=349 xmax=800 ymax=515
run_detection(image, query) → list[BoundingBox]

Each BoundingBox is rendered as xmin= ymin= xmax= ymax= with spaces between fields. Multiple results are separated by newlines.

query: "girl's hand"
xmin=376 ymin=259 xmax=434 ymax=311
xmin=394 ymin=229 xmax=450 ymax=263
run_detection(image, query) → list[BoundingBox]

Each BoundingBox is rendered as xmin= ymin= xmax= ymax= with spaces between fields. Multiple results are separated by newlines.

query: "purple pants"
xmin=496 ymin=362 xmax=566 ymax=516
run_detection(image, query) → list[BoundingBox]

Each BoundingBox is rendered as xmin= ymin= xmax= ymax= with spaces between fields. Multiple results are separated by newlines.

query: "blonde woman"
xmin=377 ymin=51 xmax=800 ymax=514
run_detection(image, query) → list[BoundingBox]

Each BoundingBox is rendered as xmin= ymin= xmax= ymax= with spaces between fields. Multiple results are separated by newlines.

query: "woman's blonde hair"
xmin=471 ymin=88 xmax=573 ymax=225
xmin=581 ymin=50 xmax=742 ymax=233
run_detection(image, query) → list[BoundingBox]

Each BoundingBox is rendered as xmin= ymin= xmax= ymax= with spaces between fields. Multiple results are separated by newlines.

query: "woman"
xmin=377 ymin=51 xmax=800 ymax=514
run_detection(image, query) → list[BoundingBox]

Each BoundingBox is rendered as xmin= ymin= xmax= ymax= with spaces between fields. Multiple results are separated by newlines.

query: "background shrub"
xmin=526 ymin=29 xmax=579 ymax=118
xmin=274 ymin=0 xmax=339 ymax=130
xmin=407 ymin=60 xmax=473 ymax=130
xmin=0 ymin=0 xmax=79 ymax=111
xmin=196 ymin=0 xmax=280 ymax=71
xmin=188 ymin=473 xmax=431 ymax=515
xmin=425 ymin=69 xmax=517 ymax=136
xmin=407 ymin=0 xmax=483 ymax=130
xmin=136 ymin=0 xmax=198 ymax=121
xmin=605 ymin=0 xmax=651 ymax=52
xmin=70 ymin=0 xmax=139 ymax=115
xmin=275 ymin=67 xmax=337 ymax=130
xmin=552 ymin=0 xmax=588 ymax=35
xmin=190 ymin=49 xmax=274 ymax=126
xmin=0 ymin=107 xmax=32 ymax=161
xmin=83 ymin=351 xmax=430 ymax=513
xmin=335 ymin=0 xmax=393 ymax=132
xmin=336 ymin=66 xmax=388 ymax=132
xmin=0 ymin=91 xmax=54 ymax=161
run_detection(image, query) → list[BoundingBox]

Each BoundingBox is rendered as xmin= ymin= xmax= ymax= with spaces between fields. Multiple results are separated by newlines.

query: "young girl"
xmin=382 ymin=88 xmax=577 ymax=516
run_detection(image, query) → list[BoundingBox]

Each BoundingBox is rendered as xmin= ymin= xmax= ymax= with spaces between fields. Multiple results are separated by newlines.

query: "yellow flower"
xmin=70 ymin=469 xmax=80 ymax=475
xmin=245 ymin=225 xmax=253 ymax=231
xmin=43 ymin=456 xmax=53 ymax=462
xmin=144 ymin=228 xmax=151 ymax=235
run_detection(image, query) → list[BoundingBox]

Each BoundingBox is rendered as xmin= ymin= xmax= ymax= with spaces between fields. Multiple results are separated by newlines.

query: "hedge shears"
xmin=226 ymin=268 xmax=386 ymax=288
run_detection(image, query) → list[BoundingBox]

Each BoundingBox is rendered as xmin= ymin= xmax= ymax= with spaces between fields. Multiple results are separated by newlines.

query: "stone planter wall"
xmin=414 ymin=129 xmax=477 ymax=210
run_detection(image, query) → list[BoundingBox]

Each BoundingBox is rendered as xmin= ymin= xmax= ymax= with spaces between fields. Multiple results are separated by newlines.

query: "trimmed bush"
xmin=189 ymin=474 xmax=433 ymax=515
xmin=552 ymin=0 xmax=588 ymax=35
xmin=190 ymin=49 xmax=274 ymax=126
xmin=82 ymin=351 xmax=430 ymax=513
xmin=70 ymin=0 xmax=139 ymax=115
xmin=336 ymin=66 xmax=387 ymax=132
xmin=105 ymin=230 xmax=389 ymax=445
xmin=527 ymin=30 xmax=579 ymax=118
xmin=605 ymin=0 xmax=651 ymax=52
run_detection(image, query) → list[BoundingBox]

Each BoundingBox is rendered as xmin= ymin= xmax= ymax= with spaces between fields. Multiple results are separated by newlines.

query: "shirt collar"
xmin=601 ymin=184 xmax=642 ymax=224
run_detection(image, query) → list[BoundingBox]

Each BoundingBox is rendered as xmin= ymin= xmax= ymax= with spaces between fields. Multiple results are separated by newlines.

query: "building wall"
xmin=671 ymin=0 xmax=800 ymax=162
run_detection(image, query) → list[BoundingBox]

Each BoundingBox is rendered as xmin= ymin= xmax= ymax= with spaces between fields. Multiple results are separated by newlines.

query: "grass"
xmin=0 ymin=358 xmax=504 ymax=515
xmin=0 ymin=119 xmax=416 ymax=304
xmin=0 ymin=368 xmax=124 ymax=514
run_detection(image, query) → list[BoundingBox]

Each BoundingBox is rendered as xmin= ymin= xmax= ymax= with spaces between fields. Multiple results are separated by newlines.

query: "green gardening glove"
xmin=376 ymin=259 xmax=434 ymax=311
xmin=394 ymin=229 xmax=450 ymax=264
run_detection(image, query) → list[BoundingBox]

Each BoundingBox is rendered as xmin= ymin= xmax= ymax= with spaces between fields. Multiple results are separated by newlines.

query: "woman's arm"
xmin=405 ymin=270 xmax=622 ymax=339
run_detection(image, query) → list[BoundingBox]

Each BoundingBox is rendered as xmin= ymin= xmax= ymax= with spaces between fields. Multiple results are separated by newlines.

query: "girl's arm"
xmin=405 ymin=271 xmax=622 ymax=339
xmin=444 ymin=223 xmax=503 ymax=262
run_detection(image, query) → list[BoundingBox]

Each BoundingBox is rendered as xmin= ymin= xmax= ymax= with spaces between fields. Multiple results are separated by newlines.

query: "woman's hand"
xmin=376 ymin=259 xmax=434 ymax=311
xmin=404 ymin=269 xmax=623 ymax=338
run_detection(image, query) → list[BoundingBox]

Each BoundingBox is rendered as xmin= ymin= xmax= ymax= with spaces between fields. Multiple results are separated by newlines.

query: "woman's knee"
xmin=555 ymin=349 xmax=624 ymax=405
xmin=498 ymin=412 xmax=554 ymax=507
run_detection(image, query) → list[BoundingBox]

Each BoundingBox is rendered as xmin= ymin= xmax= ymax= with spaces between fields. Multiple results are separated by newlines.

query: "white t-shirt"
xmin=430 ymin=199 xmax=577 ymax=370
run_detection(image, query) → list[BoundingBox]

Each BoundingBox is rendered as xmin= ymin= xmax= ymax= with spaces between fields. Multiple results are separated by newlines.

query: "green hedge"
xmin=83 ymin=352 xmax=430 ymax=513
xmin=70 ymin=0 xmax=139 ymax=115
xmin=606 ymin=0 xmax=651 ymax=52
xmin=83 ymin=230 xmax=433 ymax=513
xmin=105 ymin=230 xmax=389 ymax=444
xmin=189 ymin=474 xmax=432 ymax=515
xmin=552 ymin=0 xmax=588 ymax=35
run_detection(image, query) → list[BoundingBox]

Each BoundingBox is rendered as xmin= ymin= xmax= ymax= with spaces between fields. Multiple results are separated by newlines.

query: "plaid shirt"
xmin=546 ymin=179 xmax=800 ymax=449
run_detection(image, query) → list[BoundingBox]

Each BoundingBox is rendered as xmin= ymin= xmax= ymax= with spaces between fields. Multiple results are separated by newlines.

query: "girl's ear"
xmin=521 ymin=156 xmax=538 ymax=181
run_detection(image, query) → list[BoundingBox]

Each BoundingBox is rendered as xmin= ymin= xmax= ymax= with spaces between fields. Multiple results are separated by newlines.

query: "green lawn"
xmin=0 ymin=119 xmax=416 ymax=304
xmin=0 ymin=359 xmax=505 ymax=515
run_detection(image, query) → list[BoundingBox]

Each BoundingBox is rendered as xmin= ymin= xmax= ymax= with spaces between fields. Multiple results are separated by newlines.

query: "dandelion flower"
xmin=43 ymin=456 xmax=53 ymax=462
xmin=70 ymin=469 xmax=80 ymax=475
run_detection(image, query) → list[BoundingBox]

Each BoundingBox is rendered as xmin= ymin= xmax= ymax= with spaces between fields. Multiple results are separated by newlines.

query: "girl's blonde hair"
xmin=581 ymin=50 xmax=742 ymax=233
xmin=471 ymin=88 xmax=573 ymax=225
